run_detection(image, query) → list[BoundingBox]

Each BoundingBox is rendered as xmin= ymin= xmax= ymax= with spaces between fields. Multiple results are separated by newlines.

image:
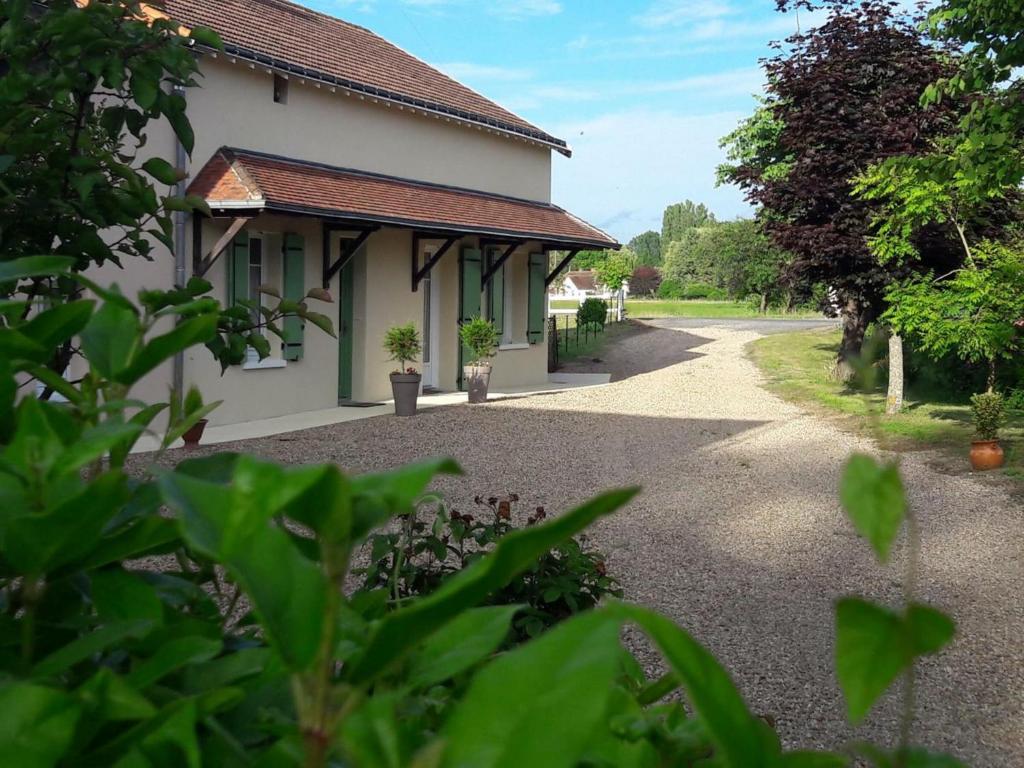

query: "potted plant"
xmin=969 ymin=391 xmax=1007 ymax=470
xmin=384 ymin=323 xmax=422 ymax=417
xmin=180 ymin=385 xmax=208 ymax=447
xmin=460 ymin=317 xmax=499 ymax=404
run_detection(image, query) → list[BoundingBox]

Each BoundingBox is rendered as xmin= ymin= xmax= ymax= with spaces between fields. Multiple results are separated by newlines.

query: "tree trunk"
xmin=760 ymin=293 xmax=768 ymax=314
xmin=886 ymin=332 xmax=904 ymax=415
xmin=834 ymin=296 xmax=871 ymax=382
xmin=987 ymin=358 xmax=997 ymax=393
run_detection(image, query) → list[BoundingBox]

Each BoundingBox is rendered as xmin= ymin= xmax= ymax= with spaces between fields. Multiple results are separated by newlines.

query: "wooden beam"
xmin=195 ymin=217 xmax=247 ymax=277
xmin=545 ymin=249 xmax=579 ymax=288
xmin=323 ymin=227 xmax=376 ymax=288
xmin=481 ymin=241 xmax=521 ymax=286
xmin=412 ymin=234 xmax=459 ymax=292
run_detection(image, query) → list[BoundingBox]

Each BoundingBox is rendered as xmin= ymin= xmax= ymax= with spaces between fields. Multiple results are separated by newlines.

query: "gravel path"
xmin=182 ymin=320 xmax=1023 ymax=765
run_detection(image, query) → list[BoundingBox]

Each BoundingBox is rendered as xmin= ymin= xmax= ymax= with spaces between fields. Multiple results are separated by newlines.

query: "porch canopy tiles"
xmin=186 ymin=147 xmax=619 ymax=287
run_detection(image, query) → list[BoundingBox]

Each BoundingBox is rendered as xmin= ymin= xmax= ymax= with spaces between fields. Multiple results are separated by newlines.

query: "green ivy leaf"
xmin=0 ymin=683 xmax=81 ymax=768
xmin=441 ymin=610 xmax=624 ymax=768
xmin=839 ymin=454 xmax=906 ymax=563
xmin=407 ymin=605 xmax=521 ymax=689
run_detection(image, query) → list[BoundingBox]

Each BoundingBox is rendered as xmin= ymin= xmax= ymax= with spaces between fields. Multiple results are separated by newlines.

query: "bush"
xmin=459 ymin=316 xmax=499 ymax=364
xmin=356 ymin=494 xmax=622 ymax=642
xmin=383 ymin=322 xmax=421 ymax=372
xmin=971 ymin=391 xmax=1006 ymax=440
xmin=657 ymin=277 xmax=685 ymax=299
xmin=577 ymin=297 xmax=608 ymax=328
xmin=682 ymin=283 xmax=726 ymax=300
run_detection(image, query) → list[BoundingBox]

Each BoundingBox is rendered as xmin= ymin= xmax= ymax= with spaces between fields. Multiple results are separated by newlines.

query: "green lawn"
xmin=749 ymin=328 xmax=1024 ymax=476
xmin=625 ymin=299 xmax=822 ymax=319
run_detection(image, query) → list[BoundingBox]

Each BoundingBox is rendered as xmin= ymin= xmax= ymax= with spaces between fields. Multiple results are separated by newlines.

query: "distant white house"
xmin=550 ymin=270 xmax=629 ymax=303
xmin=552 ymin=270 xmax=600 ymax=300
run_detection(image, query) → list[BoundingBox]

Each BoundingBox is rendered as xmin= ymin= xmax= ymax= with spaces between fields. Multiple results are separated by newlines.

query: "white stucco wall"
xmin=188 ymin=58 xmax=553 ymax=202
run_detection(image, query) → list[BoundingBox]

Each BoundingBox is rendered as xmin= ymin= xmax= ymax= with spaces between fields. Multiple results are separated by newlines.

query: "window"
xmin=273 ymin=73 xmax=289 ymax=104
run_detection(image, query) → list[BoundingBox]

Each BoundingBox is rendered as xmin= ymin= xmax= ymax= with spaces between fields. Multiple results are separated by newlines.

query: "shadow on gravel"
xmin=558 ymin=322 xmax=712 ymax=383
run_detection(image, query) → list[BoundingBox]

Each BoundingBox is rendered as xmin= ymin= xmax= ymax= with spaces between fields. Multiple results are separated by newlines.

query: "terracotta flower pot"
xmin=969 ymin=439 xmax=1004 ymax=471
xmin=464 ymin=363 xmax=491 ymax=404
xmin=390 ymin=372 xmax=421 ymax=416
xmin=182 ymin=418 xmax=208 ymax=448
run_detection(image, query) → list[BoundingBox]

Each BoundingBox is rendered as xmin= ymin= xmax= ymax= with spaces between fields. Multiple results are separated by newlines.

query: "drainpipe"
xmin=171 ymin=85 xmax=188 ymax=409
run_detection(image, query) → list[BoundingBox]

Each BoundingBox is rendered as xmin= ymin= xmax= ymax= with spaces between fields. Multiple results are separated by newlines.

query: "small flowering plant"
xmin=354 ymin=493 xmax=622 ymax=642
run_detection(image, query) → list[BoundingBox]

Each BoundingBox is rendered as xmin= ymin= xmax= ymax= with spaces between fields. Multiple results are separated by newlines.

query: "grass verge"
xmin=626 ymin=299 xmax=821 ymax=319
xmin=749 ymin=328 xmax=1024 ymax=479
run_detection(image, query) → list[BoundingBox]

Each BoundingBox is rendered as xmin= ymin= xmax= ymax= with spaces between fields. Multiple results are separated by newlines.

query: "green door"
xmin=458 ymin=247 xmax=482 ymax=390
xmin=338 ymin=259 xmax=355 ymax=401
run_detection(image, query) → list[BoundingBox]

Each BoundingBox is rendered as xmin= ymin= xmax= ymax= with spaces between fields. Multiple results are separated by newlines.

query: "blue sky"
xmin=309 ymin=0 xmax=819 ymax=243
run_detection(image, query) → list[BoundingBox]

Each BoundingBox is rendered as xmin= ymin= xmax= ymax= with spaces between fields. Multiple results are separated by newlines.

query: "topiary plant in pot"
xmin=460 ymin=316 xmax=499 ymax=403
xmin=384 ymin=323 xmax=422 ymax=416
xmin=969 ymin=391 xmax=1007 ymax=470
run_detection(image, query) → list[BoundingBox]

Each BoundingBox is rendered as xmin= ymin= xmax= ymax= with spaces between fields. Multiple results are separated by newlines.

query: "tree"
xmin=724 ymin=1 xmax=961 ymax=376
xmin=717 ymin=96 xmax=793 ymax=188
xmin=596 ymin=252 xmax=633 ymax=292
xmin=661 ymin=200 xmax=715 ymax=245
xmin=924 ymin=0 xmax=1024 ymax=195
xmin=661 ymin=220 xmax=790 ymax=308
xmin=570 ymin=249 xmax=611 ymax=270
xmin=884 ymin=241 xmax=1024 ymax=391
xmin=630 ymin=265 xmax=661 ymax=296
xmin=628 ymin=230 xmax=662 ymax=266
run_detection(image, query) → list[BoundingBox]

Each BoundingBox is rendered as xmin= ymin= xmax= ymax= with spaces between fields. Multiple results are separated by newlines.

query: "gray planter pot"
xmin=464 ymin=364 xmax=491 ymax=404
xmin=390 ymin=372 xmax=421 ymax=416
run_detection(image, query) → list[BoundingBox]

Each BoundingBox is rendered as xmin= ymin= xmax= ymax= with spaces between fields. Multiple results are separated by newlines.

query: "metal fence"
xmin=547 ymin=295 xmax=625 ymax=372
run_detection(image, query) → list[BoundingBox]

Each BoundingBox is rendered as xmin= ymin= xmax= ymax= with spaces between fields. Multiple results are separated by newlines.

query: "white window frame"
xmin=242 ymin=233 xmax=288 ymax=370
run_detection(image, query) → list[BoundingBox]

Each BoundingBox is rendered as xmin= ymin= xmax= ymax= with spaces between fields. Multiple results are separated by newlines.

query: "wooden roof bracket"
xmin=194 ymin=216 xmax=248 ymax=278
xmin=545 ymin=249 xmax=579 ymax=288
xmin=412 ymin=232 xmax=460 ymax=292
xmin=322 ymin=224 xmax=377 ymax=288
xmin=480 ymin=240 xmax=522 ymax=286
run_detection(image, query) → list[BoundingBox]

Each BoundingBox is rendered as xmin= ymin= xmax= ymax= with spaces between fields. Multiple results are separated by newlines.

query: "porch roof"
xmin=188 ymin=148 xmax=620 ymax=250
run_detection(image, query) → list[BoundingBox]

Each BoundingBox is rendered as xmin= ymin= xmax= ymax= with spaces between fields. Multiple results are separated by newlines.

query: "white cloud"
xmin=634 ymin=0 xmax=735 ymax=29
xmin=550 ymin=110 xmax=753 ymax=241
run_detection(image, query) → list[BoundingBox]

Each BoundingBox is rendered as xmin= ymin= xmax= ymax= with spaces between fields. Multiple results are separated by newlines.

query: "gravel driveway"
xmin=186 ymin=320 xmax=1023 ymax=765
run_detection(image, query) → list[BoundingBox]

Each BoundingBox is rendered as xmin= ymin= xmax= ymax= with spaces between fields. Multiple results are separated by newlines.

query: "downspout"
xmin=171 ymin=84 xmax=188 ymax=409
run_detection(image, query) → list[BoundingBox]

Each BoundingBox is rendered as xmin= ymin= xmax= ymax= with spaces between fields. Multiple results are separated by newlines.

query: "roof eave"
xmin=253 ymin=200 xmax=616 ymax=250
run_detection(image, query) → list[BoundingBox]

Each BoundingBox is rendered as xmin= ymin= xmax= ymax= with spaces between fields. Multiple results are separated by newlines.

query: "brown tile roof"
xmin=157 ymin=0 xmax=568 ymax=154
xmin=188 ymin=148 xmax=618 ymax=249
xmin=564 ymin=271 xmax=599 ymax=291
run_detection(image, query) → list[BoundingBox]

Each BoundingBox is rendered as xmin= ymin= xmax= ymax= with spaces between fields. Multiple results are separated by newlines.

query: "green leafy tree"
xmin=924 ymin=0 xmax=1024 ymax=194
xmin=595 ymin=252 xmax=633 ymax=292
xmin=627 ymin=230 xmax=662 ymax=266
xmin=661 ymin=200 xmax=716 ymax=246
xmin=568 ymin=249 xmax=610 ymax=270
xmin=717 ymin=96 xmax=793 ymax=187
xmin=884 ymin=241 xmax=1024 ymax=391
xmin=0 ymin=0 xmax=332 ymax=379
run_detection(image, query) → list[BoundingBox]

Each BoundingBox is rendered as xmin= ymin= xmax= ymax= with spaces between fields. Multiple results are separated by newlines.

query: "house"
xmin=557 ymin=271 xmax=601 ymax=300
xmin=101 ymin=0 xmax=618 ymax=426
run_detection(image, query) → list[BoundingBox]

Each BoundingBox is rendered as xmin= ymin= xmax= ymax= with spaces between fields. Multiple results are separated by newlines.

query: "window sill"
xmin=499 ymin=342 xmax=530 ymax=351
xmin=243 ymin=357 xmax=288 ymax=371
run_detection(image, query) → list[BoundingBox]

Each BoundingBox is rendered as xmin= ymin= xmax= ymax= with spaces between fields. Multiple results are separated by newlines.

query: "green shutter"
xmin=486 ymin=248 xmax=505 ymax=335
xmin=227 ymin=229 xmax=250 ymax=306
xmin=458 ymin=247 xmax=482 ymax=389
xmin=282 ymin=233 xmax=305 ymax=361
xmin=527 ymin=252 xmax=546 ymax=344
